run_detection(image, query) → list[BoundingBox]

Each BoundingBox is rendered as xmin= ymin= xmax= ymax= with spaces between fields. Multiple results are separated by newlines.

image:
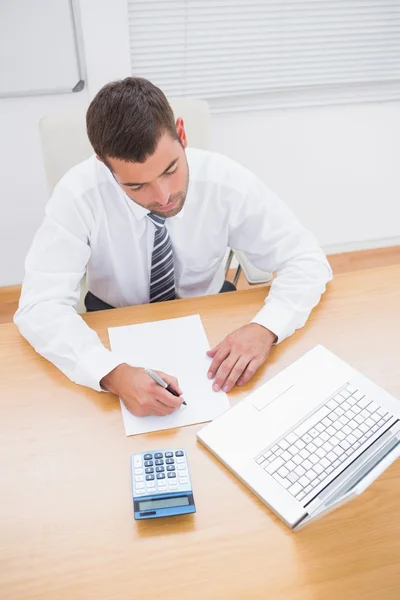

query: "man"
xmin=15 ymin=77 xmax=332 ymax=417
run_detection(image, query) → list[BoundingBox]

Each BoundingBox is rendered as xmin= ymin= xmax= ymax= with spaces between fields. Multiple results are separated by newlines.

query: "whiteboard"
xmin=0 ymin=0 xmax=84 ymax=97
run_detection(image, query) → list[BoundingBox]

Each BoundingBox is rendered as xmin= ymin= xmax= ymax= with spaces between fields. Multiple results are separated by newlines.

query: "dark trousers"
xmin=84 ymin=280 xmax=237 ymax=313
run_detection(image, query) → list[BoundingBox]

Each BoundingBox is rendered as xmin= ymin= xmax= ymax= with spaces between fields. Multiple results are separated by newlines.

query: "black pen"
xmin=145 ymin=368 xmax=187 ymax=405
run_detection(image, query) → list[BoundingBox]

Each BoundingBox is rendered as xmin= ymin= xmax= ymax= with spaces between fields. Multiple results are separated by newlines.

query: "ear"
xmin=95 ymin=155 xmax=103 ymax=163
xmin=175 ymin=117 xmax=188 ymax=149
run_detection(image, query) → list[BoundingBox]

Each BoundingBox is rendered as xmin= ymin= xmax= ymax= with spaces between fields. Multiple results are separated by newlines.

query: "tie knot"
xmin=147 ymin=213 xmax=166 ymax=228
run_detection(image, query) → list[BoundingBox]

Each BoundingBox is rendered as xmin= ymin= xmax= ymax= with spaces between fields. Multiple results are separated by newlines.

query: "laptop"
xmin=197 ymin=345 xmax=400 ymax=530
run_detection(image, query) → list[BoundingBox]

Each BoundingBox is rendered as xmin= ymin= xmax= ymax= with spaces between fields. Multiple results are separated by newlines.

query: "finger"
xmin=220 ymin=357 xmax=251 ymax=393
xmin=131 ymin=404 xmax=165 ymax=417
xmin=206 ymin=343 xmax=220 ymax=358
xmin=158 ymin=372 xmax=183 ymax=395
xmin=236 ymin=358 xmax=263 ymax=387
xmin=154 ymin=387 xmax=183 ymax=411
xmin=208 ymin=345 xmax=230 ymax=379
xmin=145 ymin=397 xmax=175 ymax=416
xmin=213 ymin=353 xmax=241 ymax=391
xmin=147 ymin=406 xmax=167 ymax=416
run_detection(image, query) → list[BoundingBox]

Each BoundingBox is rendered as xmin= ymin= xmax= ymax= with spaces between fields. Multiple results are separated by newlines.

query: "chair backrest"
xmin=39 ymin=98 xmax=211 ymax=194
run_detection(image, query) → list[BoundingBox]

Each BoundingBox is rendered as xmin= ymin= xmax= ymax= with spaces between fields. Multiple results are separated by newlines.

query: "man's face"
xmin=105 ymin=122 xmax=189 ymax=219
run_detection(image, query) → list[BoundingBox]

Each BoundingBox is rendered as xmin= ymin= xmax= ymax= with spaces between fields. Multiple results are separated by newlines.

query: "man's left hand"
xmin=206 ymin=323 xmax=277 ymax=393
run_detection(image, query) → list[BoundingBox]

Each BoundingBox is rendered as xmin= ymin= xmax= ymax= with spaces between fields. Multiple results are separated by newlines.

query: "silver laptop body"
xmin=197 ymin=345 xmax=400 ymax=530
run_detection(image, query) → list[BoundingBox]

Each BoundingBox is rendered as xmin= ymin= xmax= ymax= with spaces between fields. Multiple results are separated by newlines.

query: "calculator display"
xmin=138 ymin=496 xmax=190 ymax=511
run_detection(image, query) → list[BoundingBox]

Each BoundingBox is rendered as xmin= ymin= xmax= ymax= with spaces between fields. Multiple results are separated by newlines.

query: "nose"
xmin=152 ymin=180 xmax=170 ymax=206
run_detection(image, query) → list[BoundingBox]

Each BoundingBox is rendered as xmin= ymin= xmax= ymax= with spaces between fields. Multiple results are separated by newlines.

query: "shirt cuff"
xmin=250 ymin=299 xmax=297 ymax=344
xmin=72 ymin=344 xmax=125 ymax=392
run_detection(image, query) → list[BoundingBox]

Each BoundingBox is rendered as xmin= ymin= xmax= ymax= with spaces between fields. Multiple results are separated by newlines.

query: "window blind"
xmin=128 ymin=0 xmax=400 ymax=112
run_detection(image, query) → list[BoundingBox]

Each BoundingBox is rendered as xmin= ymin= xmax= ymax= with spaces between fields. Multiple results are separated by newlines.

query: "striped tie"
xmin=147 ymin=213 xmax=176 ymax=303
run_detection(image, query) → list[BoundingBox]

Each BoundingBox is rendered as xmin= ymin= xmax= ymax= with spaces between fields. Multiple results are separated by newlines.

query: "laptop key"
xmin=278 ymin=439 xmax=290 ymax=451
xmin=285 ymin=432 xmax=298 ymax=444
xmin=293 ymin=405 xmax=330 ymax=437
xmin=287 ymin=472 xmax=299 ymax=484
xmin=288 ymin=482 xmax=302 ymax=496
xmin=294 ymin=465 xmax=306 ymax=477
xmin=277 ymin=466 xmax=289 ymax=478
xmin=281 ymin=451 xmax=292 ymax=462
xmin=298 ymin=475 xmax=310 ymax=487
xmin=273 ymin=473 xmax=291 ymax=489
xmin=265 ymin=457 xmax=284 ymax=475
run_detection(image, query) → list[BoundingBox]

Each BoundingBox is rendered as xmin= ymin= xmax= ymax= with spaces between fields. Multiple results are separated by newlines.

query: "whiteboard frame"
xmin=0 ymin=0 xmax=86 ymax=98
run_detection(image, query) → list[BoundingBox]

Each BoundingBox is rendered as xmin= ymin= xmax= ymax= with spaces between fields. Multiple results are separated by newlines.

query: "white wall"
xmin=0 ymin=0 xmax=399 ymax=287
xmin=0 ymin=0 xmax=131 ymax=287
xmin=211 ymin=102 xmax=400 ymax=253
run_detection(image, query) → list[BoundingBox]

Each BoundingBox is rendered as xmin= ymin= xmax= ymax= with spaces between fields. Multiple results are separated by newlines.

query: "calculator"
xmin=131 ymin=449 xmax=196 ymax=520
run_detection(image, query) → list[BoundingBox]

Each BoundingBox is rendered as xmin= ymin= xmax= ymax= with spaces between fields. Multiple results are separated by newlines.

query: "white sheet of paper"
xmin=108 ymin=314 xmax=230 ymax=436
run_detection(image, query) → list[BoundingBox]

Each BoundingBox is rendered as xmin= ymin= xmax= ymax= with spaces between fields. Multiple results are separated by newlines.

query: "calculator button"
xmin=133 ymin=455 xmax=142 ymax=468
xmin=157 ymin=473 xmax=166 ymax=479
xmin=155 ymin=459 xmax=164 ymax=466
xmin=135 ymin=475 xmax=144 ymax=482
xmin=176 ymin=457 xmax=185 ymax=464
xmin=175 ymin=450 xmax=184 ymax=457
xmin=154 ymin=453 xmax=163 ymax=459
xmin=167 ymin=472 xmax=177 ymax=478
xmin=144 ymin=460 xmax=153 ymax=467
xmin=168 ymin=480 xmax=178 ymax=487
xmin=135 ymin=482 xmax=144 ymax=489
xmin=166 ymin=465 xmax=175 ymax=471
xmin=177 ymin=464 xmax=186 ymax=470
xmin=146 ymin=474 xmax=155 ymax=481
xmin=145 ymin=468 xmax=154 ymax=474
xmin=179 ymin=477 xmax=188 ymax=484
xmin=144 ymin=454 xmax=152 ymax=460
xmin=165 ymin=452 xmax=173 ymax=458
xmin=158 ymin=486 xmax=167 ymax=493
xmin=134 ymin=468 xmax=143 ymax=476
xmin=134 ymin=489 xmax=145 ymax=495
xmin=156 ymin=466 xmax=164 ymax=472
xmin=147 ymin=481 xmax=155 ymax=488
xmin=166 ymin=458 xmax=174 ymax=464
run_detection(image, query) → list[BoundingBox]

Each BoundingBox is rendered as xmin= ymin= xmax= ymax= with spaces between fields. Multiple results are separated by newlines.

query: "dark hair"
xmin=86 ymin=77 xmax=178 ymax=164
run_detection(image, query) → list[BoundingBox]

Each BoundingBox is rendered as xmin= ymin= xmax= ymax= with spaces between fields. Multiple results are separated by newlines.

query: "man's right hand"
xmin=100 ymin=363 xmax=184 ymax=417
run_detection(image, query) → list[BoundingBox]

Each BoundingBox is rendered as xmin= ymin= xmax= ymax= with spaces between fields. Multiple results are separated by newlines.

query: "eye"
xmin=130 ymin=184 xmax=144 ymax=192
xmin=165 ymin=167 xmax=177 ymax=176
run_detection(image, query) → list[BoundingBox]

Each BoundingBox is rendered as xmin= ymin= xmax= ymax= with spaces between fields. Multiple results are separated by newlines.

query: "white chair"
xmin=225 ymin=249 xmax=272 ymax=287
xmin=39 ymin=98 xmax=211 ymax=195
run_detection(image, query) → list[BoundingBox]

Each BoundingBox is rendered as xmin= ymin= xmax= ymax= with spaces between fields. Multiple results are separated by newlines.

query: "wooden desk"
xmin=1 ymin=266 xmax=399 ymax=600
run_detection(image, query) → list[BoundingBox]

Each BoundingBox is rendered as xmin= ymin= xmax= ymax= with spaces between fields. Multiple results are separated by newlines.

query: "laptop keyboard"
xmin=255 ymin=382 xmax=396 ymax=505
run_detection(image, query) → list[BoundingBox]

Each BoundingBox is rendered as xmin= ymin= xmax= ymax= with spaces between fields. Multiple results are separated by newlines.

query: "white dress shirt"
xmin=15 ymin=148 xmax=332 ymax=391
